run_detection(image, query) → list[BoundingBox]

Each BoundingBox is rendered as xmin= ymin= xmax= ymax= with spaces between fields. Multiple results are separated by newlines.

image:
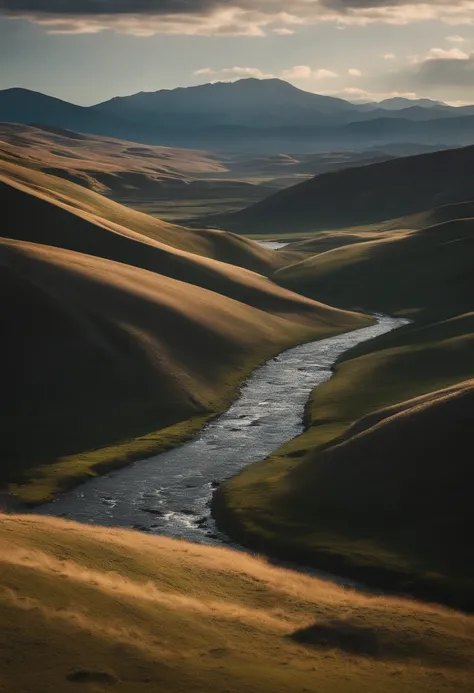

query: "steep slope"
xmin=2 ymin=514 xmax=473 ymax=693
xmin=1 ymin=234 xmax=363 ymax=504
xmin=0 ymin=159 xmax=299 ymax=277
xmin=205 ymin=145 xmax=474 ymax=234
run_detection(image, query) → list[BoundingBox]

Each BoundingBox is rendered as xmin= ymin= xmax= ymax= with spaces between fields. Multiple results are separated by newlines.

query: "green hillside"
xmin=214 ymin=210 xmax=474 ymax=608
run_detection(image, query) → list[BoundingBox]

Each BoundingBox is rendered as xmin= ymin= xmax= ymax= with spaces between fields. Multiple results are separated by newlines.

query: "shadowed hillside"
xmin=1 ymin=514 xmax=474 ymax=693
xmin=1 ymin=237 xmax=362 ymax=504
xmin=214 ymin=373 xmax=474 ymax=609
xmin=202 ymin=145 xmax=474 ymax=234
xmin=276 ymin=219 xmax=474 ymax=319
xmin=213 ymin=208 xmax=474 ymax=607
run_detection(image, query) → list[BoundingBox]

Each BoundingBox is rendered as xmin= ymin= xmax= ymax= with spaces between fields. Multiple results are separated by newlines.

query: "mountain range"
xmin=2 ymin=79 xmax=474 ymax=152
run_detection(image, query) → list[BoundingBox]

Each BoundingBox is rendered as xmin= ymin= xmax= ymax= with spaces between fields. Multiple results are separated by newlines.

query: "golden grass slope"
xmin=0 ymin=122 xmax=226 ymax=188
xmin=1 ymin=513 xmax=474 ymax=693
xmin=0 ymin=158 xmax=299 ymax=275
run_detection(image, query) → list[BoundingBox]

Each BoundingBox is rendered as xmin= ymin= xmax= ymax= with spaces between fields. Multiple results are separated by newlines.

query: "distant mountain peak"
xmin=377 ymin=96 xmax=446 ymax=110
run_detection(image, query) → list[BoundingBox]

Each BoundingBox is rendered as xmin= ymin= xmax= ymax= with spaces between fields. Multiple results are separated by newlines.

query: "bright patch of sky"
xmin=1 ymin=2 xmax=473 ymax=105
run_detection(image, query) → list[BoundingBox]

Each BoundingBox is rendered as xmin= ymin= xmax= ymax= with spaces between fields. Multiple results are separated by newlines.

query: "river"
xmin=38 ymin=315 xmax=407 ymax=550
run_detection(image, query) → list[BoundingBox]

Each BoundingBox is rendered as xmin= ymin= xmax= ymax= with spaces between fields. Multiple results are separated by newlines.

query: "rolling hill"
xmin=1 ymin=158 xmax=367 ymax=504
xmin=212 ymin=198 xmax=474 ymax=608
xmin=2 ymin=514 xmax=473 ymax=693
xmin=201 ymin=144 xmax=474 ymax=234
xmin=0 ymin=123 xmax=275 ymax=219
xmin=213 ymin=316 xmax=474 ymax=609
xmin=0 ymin=158 xmax=296 ymax=277
xmin=275 ymin=219 xmax=474 ymax=318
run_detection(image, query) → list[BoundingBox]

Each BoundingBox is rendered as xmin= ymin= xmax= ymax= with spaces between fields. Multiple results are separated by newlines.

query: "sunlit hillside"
xmin=1 ymin=514 xmax=473 ymax=693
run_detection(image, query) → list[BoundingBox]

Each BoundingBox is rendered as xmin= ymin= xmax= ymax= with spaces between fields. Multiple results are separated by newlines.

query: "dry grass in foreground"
xmin=1 ymin=514 xmax=474 ymax=693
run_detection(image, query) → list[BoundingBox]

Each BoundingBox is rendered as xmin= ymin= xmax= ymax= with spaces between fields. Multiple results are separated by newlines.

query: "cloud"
xmin=384 ymin=53 xmax=396 ymax=59
xmin=196 ymin=65 xmax=337 ymax=82
xmin=194 ymin=67 xmax=216 ymax=76
xmin=322 ymin=86 xmax=418 ymax=102
xmin=273 ymin=27 xmax=296 ymax=34
xmin=412 ymin=51 xmax=474 ymax=86
xmin=386 ymin=45 xmax=474 ymax=98
xmin=410 ymin=46 xmax=469 ymax=62
xmin=314 ymin=68 xmax=339 ymax=78
xmin=281 ymin=65 xmax=314 ymax=79
xmin=194 ymin=66 xmax=275 ymax=79
xmin=446 ymin=34 xmax=465 ymax=41
xmin=3 ymin=1 xmax=474 ymax=36
xmin=348 ymin=68 xmax=362 ymax=76
xmin=281 ymin=65 xmax=338 ymax=80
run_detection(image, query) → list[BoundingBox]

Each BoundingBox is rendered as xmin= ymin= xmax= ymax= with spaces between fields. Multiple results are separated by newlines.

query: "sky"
xmin=1 ymin=1 xmax=474 ymax=106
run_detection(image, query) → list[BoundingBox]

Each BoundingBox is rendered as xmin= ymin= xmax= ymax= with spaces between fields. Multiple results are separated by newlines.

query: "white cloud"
xmin=446 ymin=34 xmax=466 ymax=42
xmin=384 ymin=53 xmax=397 ymax=60
xmin=280 ymin=66 xmax=337 ymax=80
xmin=386 ymin=45 xmax=474 ymax=97
xmin=196 ymin=64 xmax=338 ymax=83
xmin=323 ymin=86 xmax=418 ymax=102
xmin=410 ymin=46 xmax=470 ymax=63
xmin=348 ymin=68 xmax=362 ymax=76
xmin=273 ymin=27 xmax=295 ymax=34
xmin=314 ymin=68 xmax=338 ymax=79
xmin=194 ymin=66 xmax=275 ymax=79
xmin=281 ymin=65 xmax=313 ymax=79
xmin=194 ymin=67 xmax=216 ymax=76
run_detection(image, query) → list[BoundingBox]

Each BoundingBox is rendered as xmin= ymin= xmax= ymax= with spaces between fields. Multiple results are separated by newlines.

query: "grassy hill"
xmin=276 ymin=219 xmax=474 ymax=319
xmin=282 ymin=200 xmax=474 ymax=255
xmin=1 ymin=160 xmax=367 ymax=504
xmin=213 ymin=209 xmax=474 ymax=608
xmin=201 ymin=145 xmax=474 ymax=235
xmin=213 ymin=316 xmax=474 ymax=608
xmin=0 ymin=158 xmax=295 ymax=276
xmin=0 ymin=123 xmax=274 ymax=220
xmin=1 ymin=514 xmax=474 ymax=693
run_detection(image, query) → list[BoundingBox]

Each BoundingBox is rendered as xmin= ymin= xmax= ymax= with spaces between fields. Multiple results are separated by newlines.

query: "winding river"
xmin=38 ymin=315 xmax=407 ymax=548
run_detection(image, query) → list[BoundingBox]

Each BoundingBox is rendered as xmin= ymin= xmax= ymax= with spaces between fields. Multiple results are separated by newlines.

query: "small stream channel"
xmin=38 ymin=316 xmax=407 ymax=551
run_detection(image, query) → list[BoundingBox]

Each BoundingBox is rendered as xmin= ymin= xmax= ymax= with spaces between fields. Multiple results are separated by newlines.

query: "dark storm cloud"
xmin=412 ymin=55 xmax=474 ymax=87
xmin=1 ymin=0 xmax=472 ymax=35
xmin=0 ymin=0 xmax=470 ymax=14
xmin=0 ymin=0 xmax=222 ymax=13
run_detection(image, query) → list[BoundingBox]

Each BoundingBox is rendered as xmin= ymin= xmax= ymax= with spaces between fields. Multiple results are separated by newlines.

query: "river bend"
xmin=39 ymin=315 xmax=407 ymax=547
